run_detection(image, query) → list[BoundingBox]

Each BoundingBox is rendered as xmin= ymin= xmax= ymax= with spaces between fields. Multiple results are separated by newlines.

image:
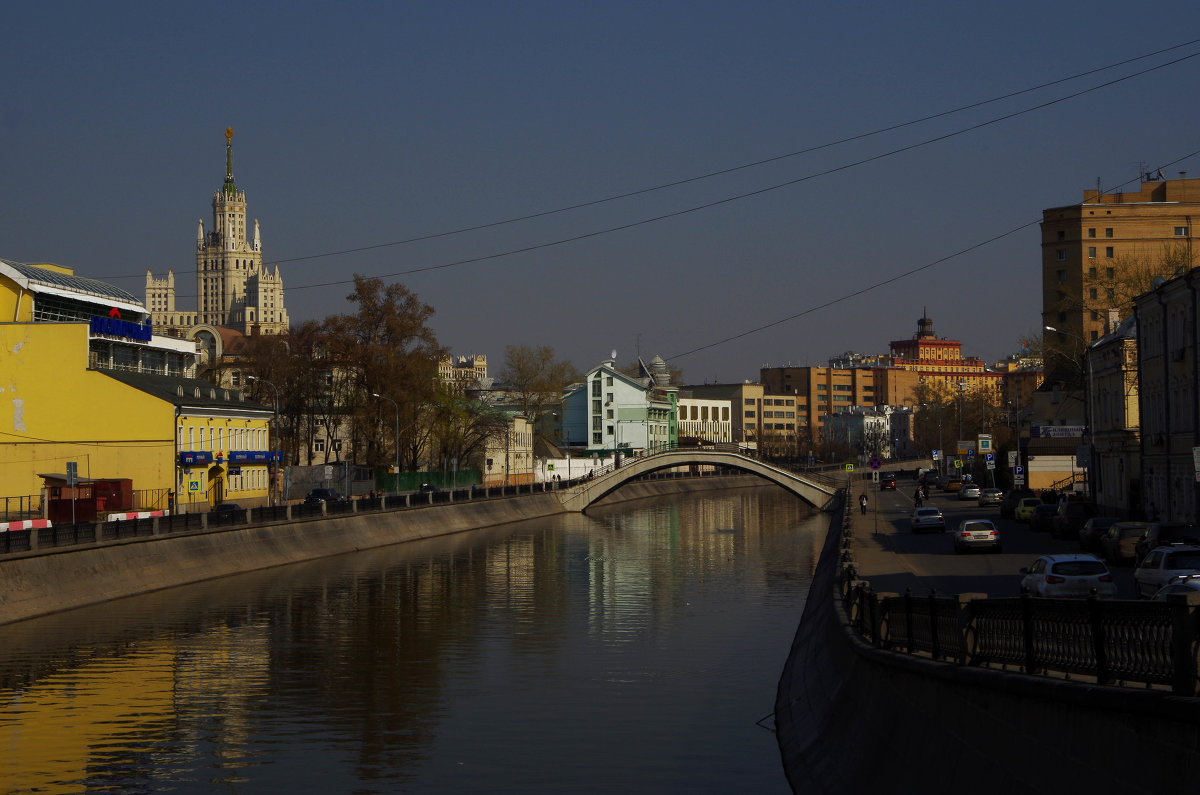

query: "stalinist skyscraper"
xmin=147 ymin=128 xmax=290 ymax=336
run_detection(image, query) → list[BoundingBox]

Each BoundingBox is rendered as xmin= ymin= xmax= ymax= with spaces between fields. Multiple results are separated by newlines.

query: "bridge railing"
xmin=837 ymin=487 xmax=1200 ymax=696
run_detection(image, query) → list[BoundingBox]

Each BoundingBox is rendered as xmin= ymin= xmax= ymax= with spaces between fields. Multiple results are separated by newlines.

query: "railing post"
xmin=1168 ymin=592 xmax=1200 ymax=696
xmin=928 ymin=589 xmax=940 ymax=660
xmin=1087 ymin=594 xmax=1109 ymax=686
xmin=1021 ymin=591 xmax=1038 ymax=674
xmin=904 ymin=588 xmax=915 ymax=655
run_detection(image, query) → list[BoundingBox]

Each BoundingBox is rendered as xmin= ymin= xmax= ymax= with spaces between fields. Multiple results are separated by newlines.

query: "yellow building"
xmin=0 ymin=258 xmax=274 ymax=515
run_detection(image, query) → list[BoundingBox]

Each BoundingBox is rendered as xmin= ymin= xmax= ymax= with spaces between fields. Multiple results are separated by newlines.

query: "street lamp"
xmin=371 ymin=392 xmax=400 ymax=494
xmin=246 ymin=375 xmax=278 ymax=506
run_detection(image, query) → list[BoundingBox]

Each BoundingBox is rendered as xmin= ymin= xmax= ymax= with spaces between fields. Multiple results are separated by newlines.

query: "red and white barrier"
xmin=1 ymin=519 xmax=52 ymax=532
xmin=105 ymin=511 xmax=164 ymax=522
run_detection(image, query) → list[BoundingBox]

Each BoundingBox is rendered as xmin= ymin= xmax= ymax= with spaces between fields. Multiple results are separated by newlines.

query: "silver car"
xmin=958 ymin=483 xmax=982 ymax=501
xmin=1020 ymin=554 xmax=1117 ymax=599
xmin=953 ymin=519 xmax=1002 ymax=553
xmin=977 ymin=488 xmax=1003 ymax=506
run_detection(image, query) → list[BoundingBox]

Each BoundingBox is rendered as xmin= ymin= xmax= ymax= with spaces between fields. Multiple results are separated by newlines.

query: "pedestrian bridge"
xmin=556 ymin=450 xmax=838 ymax=512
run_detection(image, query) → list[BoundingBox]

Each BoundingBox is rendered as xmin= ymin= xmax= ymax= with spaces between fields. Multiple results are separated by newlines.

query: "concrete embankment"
xmin=0 ymin=475 xmax=763 ymax=626
xmin=774 ymin=500 xmax=1200 ymax=794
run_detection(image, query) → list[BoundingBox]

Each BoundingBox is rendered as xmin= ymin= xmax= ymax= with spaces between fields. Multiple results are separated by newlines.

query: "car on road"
xmin=1078 ymin=516 xmax=1118 ymax=553
xmin=943 ymin=478 xmax=964 ymax=492
xmin=1013 ymin=497 xmax=1042 ymax=523
xmin=1133 ymin=545 xmax=1200 ymax=598
xmin=1029 ymin=503 xmax=1058 ymax=533
xmin=1134 ymin=522 xmax=1200 ymax=564
xmin=210 ymin=502 xmax=244 ymax=516
xmin=880 ymin=472 xmax=897 ymax=490
xmin=1020 ymin=554 xmax=1117 ymax=599
xmin=1000 ymin=489 xmax=1036 ymax=519
xmin=953 ymin=519 xmax=1002 ymax=553
xmin=957 ymin=483 xmax=982 ymax=501
xmin=1098 ymin=521 xmax=1149 ymax=565
xmin=1151 ymin=574 xmax=1200 ymax=600
xmin=977 ymin=488 xmax=1003 ymax=507
xmin=910 ymin=506 xmax=945 ymax=533
xmin=304 ymin=488 xmax=348 ymax=507
xmin=1051 ymin=500 xmax=1095 ymax=540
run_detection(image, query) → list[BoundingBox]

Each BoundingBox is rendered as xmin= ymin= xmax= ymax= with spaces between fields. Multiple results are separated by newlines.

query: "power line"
xmin=100 ymin=38 xmax=1200 ymax=287
xmin=666 ymin=147 xmax=1200 ymax=362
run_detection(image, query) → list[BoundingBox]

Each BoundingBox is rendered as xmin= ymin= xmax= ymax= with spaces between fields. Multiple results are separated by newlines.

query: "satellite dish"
xmin=1152 ymin=276 xmax=1166 ymax=289
xmin=611 ymin=349 xmax=617 ymax=360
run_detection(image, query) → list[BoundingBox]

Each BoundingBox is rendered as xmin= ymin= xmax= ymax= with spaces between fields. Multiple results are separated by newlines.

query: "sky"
xmin=5 ymin=2 xmax=1200 ymax=385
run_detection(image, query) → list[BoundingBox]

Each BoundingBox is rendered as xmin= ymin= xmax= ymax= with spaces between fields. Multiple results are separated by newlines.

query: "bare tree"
xmin=498 ymin=345 xmax=580 ymax=429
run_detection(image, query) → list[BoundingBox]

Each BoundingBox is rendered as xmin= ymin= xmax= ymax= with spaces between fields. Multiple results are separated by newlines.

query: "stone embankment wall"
xmin=774 ymin=500 xmax=1200 ymax=795
xmin=0 ymin=475 xmax=762 ymax=626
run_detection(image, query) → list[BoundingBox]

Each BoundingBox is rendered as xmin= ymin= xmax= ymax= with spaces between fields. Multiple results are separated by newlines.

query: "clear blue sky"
xmin=5 ymin=2 xmax=1200 ymax=383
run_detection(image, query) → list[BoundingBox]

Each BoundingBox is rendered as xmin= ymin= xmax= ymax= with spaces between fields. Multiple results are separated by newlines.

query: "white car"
xmin=1133 ymin=545 xmax=1200 ymax=599
xmin=910 ymin=507 xmax=945 ymax=533
xmin=953 ymin=519 xmax=1001 ymax=553
xmin=957 ymin=483 xmax=982 ymax=500
xmin=1020 ymin=554 xmax=1117 ymax=599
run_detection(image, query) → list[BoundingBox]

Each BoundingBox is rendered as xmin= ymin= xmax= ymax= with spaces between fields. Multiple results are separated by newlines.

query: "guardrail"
xmin=0 ymin=466 xmax=739 ymax=559
xmin=835 ymin=483 xmax=1200 ymax=696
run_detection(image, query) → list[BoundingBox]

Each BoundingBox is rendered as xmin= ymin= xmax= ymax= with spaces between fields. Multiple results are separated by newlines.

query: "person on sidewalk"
xmin=859 ymin=493 xmax=868 ymax=514
xmin=913 ymin=487 xmax=923 ymax=508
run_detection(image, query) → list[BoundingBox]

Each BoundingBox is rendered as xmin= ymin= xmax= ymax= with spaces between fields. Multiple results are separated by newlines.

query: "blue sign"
xmin=868 ymin=456 xmax=882 ymax=470
xmin=90 ymin=315 xmax=152 ymax=342
xmin=178 ymin=451 xmax=214 ymax=465
xmin=1014 ymin=465 xmax=1025 ymax=476
xmin=985 ymin=452 xmax=994 ymax=462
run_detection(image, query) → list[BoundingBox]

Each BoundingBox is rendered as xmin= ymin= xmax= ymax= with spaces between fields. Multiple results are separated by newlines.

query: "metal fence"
xmin=836 ymin=489 xmax=1200 ymax=696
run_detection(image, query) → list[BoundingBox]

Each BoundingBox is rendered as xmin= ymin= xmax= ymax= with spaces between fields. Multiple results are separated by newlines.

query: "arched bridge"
xmin=556 ymin=450 xmax=838 ymax=513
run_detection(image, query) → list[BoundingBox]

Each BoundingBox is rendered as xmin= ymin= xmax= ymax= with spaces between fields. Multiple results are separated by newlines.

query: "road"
xmin=849 ymin=471 xmax=1136 ymax=599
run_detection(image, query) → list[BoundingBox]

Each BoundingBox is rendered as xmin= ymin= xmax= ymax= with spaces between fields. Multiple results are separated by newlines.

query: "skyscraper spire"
xmin=223 ymin=126 xmax=237 ymax=197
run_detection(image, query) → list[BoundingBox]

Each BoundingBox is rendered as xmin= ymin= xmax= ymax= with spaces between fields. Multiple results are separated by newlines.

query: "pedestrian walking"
xmin=913 ymin=487 xmax=923 ymax=508
xmin=859 ymin=493 xmax=868 ymax=514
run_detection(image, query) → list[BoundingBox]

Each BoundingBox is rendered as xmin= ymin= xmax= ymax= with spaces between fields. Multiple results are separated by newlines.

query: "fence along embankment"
xmin=774 ymin=490 xmax=1200 ymax=795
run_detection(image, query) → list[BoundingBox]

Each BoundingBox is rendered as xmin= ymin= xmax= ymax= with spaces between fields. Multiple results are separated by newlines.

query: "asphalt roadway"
xmin=848 ymin=471 xmax=1138 ymax=600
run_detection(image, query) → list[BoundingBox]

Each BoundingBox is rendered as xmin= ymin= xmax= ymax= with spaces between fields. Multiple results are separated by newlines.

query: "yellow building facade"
xmin=0 ymin=259 xmax=274 ymax=515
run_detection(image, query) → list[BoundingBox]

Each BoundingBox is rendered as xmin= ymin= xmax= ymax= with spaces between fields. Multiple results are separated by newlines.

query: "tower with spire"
xmin=146 ymin=128 xmax=289 ymax=337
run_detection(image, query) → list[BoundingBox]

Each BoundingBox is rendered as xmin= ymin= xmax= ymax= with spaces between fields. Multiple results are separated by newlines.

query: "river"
xmin=0 ymin=485 xmax=827 ymax=793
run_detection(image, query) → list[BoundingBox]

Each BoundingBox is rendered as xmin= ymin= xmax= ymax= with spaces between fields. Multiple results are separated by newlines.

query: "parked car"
xmin=977 ymin=488 xmax=1003 ymax=507
xmin=1013 ymin=496 xmax=1042 ymax=523
xmin=1133 ymin=545 xmax=1200 ymax=598
xmin=943 ymin=478 xmax=964 ymax=492
xmin=1051 ymin=501 xmax=1095 ymax=540
xmin=920 ymin=470 xmax=940 ymax=487
xmin=1135 ymin=522 xmax=1200 ymax=564
xmin=1098 ymin=522 xmax=1149 ymax=565
xmin=1029 ymin=503 xmax=1058 ymax=533
xmin=910 ymin=506 xmax=946 ymax=534
xmin=1151 ymin=574 xmax=1200 ymax=600
xmin=1000 ymin=489 xmax=1036 ymax=519
xmin=957 ymin=483 xmax=982 ymax=501
xmin=1078 ymin=516 xmax=1119 ymax=553
xmin=304 ymin=488 xmax=348 ymax=507
xmin=210 ymin=502 xmax=244 ymax=516
xmin=419 ymin=482 xmax=440 ymax=493
xmin=953 ymin=519 xmax=1002 ymax=553
xmin=1020 ymin=554 xmax=1117 ymax=599
xmin=880 ymin=472 xmax=897 ymax=490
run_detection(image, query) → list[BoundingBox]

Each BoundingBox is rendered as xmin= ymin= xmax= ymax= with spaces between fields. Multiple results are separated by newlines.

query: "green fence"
xmin=373 ymin=469 xmax=482 ymax=493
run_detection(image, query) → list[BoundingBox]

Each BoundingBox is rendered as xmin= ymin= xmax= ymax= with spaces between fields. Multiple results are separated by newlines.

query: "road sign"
xmin=844 ymin=463 xmax=855 ymax=472
xmin=967 ymin=449 xmax=975 ymax=459
xmin=1014 ymin=465 xmax=1025 ymax=477
xmin=1008 ymin=451 xmax=1018 ymax=467
xmin=985 ymin=452 xmax=994 ymax=463
xmin=66 ymin=461 xmax=78 ymax=486
xmin=986 ymin=462 xmax=995 ymax=471
xmin=954 ymin=459 xmax=963 ymax=469
xmin=868 ymin=456 xmax=882 ymax=470
xmin=932 ymin=449 xmax=941 ymax=461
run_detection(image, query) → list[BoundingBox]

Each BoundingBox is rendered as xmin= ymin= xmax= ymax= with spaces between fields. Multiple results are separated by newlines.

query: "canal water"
xmin=0 ymin=486 xmax=826 ymax=793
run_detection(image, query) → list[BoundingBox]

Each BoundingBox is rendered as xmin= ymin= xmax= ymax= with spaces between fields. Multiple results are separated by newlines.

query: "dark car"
xmin=880 ymin=472 xmax=897 ymax=490
xmin=1135 ymin=522 xmax=1200 ymax=564
xmin=1051 ymin=501 xmax=1095 ymax=540
xmin=419 ymin=483 xmax=440 ymax=493
xmin=1029 ymin=503 xmax=1058 ymax=533
xmin=304 ymin=488 xmax=348 ymax=507
xmin=999 ymin=489 xmax=1035 ymax=519
xmin=210 ymin=502 xmax=244 ymax=515
xmin=1099 ymin=522 xmax=1150 ymax=565
xmin=1078 ymin=516 xmax=1118 ymax=552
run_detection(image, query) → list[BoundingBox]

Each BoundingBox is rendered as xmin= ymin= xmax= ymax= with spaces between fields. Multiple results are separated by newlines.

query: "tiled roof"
xmin=98 ymin=370 xmax=271 ymax=413
xmin=0 ymin=258 xmax=140 ymax=305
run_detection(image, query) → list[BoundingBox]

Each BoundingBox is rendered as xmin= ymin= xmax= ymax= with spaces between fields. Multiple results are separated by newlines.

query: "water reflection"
xmin=0 ymin=486 xmax=824 ymax=793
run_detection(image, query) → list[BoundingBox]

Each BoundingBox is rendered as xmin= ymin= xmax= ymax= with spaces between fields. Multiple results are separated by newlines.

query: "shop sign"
xmin=178 ymin=451 xmax=214 ymax=465
xmin=90 ymin=315 xmax=152 ymax=342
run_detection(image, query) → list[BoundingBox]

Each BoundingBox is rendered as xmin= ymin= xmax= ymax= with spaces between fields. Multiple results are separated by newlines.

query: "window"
xmin=1088 ymin=266 xmax=1097 ymax=277
xmin=1176 ymin=226 xmax=1189 ymax=236
xmin=1056 ymin=230 xmax=1065 ymax=240
xmin=606 ymin=376 xmax=613 ymax=387
xmin=1107 ymin=288 xmax=1115 ymax=301
xmin=1106 ymin=267 xmax=1114 ymax=279
xmin=1088 ymin=247 xmax=1096 ymax=259
xmin=744 ymin=398 xmax=755 ymax=404
xmin=591 ymin=380 xmax=601 ymax=397
xmin=314 ymin=438 xmax=326 ymax=453
xmin=745 ymin=410 xmax=756 ymax=418
xmin=1089 ymin=288 xmax=1098 ymax=300
xmin=1105 ymin=228 xmax=1113 ymax=238
xmin=593 ymin=433 xmax=602 ymax=444
xmin=592 ymin=400 xmax=601 ymax=413
xmin=1056 ymin=250 xmax=1066 ymax=261
xmin=606 ymin=393 xmax=614 ymax=404
xmin=1056 ymin=269 xmax=1066 ymax=282
xmin=1088 ymin=228 xmax=1096 ymax=238
xmin=592 ymin=417 xmax=601 ymax=430
xmin=1105 ymin=247 xmax=1114 ymax=258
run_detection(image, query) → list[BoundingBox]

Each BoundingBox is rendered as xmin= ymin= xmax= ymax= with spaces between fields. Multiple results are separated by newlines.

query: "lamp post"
xmin=371 ymin=392 xmax=400 ymax=494
xmin=1045 ymin=325 xmax=1095 ymax=500
xmin=246 ymin=375 xmax=279 ymax=506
